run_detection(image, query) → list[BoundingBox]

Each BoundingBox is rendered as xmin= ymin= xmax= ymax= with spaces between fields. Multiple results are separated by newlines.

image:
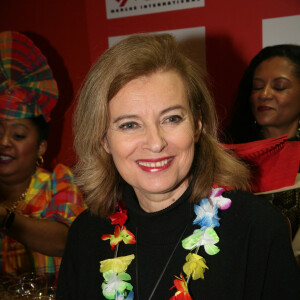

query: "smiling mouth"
xmin=0 ymin=155 xmax=14 ymax=162
xmin=257 ymin=106 xmax=273 ymax=112
xmin=136 ymin=157 xmax=174 ymax=173
xmin=136 ymin=157 xmax=173 ymax=168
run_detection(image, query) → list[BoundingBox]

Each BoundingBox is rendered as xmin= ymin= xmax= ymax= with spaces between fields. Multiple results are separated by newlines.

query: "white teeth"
xmin=0 ymin=155 xmax=12 ymax=161
xmin=137 ymin=158 xmax=172 ymax=168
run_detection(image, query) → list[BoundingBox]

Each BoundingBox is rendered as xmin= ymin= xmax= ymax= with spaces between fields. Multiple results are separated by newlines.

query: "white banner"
xmin=105 ymin=0 xmax=205 ymax=19
xmin=263 ymin=15 xmax=300 ymax=47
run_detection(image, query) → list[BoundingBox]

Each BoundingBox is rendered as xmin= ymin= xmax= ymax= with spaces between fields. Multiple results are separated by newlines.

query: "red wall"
xmin=1 ymin=0 xmax=299 ymax=168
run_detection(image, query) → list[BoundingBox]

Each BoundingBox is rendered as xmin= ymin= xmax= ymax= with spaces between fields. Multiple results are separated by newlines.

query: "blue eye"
xmin=166 ymin=115 xmax=182 ymax=123
xmin=119 ymin=122 xmax=138 ymax=130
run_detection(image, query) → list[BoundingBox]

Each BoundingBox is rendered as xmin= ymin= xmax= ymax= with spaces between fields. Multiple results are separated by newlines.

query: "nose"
xmin=142 ymin=125 xmax=167 ymax=153
xmin=0 ymin=132 xmax=11 ymax=148
xmin=259 ymin=84 xmax=273 ymax=100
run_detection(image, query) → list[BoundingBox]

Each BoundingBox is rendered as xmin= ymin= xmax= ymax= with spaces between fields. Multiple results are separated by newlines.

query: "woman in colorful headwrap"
xmin=0 ymin=31 xmax=85 ymax=279
xmin=57 ymin=34 xmax=300 ymax=300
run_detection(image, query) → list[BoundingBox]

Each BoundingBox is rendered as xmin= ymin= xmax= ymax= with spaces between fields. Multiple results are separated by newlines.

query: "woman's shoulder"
xmin=70 ymin=209 xmax=111 ymax=232
xmin=33 ymin=164 xmax=74 ymax=183
xmin=216 ymin=190 xmax=292 ymax=246
xmin=224 ymin=189 xmax=279 ymax=213
xmin=66 ymin=209 xmax=115 ymax=252
xmin=222 ymin=190 xmax=288 ymax=229
xmin=52 ymin=163 xmax=76 ymax=181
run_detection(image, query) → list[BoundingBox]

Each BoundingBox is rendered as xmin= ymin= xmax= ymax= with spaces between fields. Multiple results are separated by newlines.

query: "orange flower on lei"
xmin=101 ymin=225 xmax=136 ymax=250
xmin=170 ymin=273 xmax=192 ymax=300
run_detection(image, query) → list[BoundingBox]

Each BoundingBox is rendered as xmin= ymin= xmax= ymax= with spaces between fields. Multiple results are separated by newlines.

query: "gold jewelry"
xmin=7 ymin=189 xmax=28 ymax=212
xmin=36 ymin=155 xmax=44 ymax=168
xmin=1 ymin=188 xmax=28 ymax=230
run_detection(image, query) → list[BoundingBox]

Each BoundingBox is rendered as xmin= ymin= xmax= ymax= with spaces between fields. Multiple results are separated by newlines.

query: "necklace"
xmin=2 ymin=188 xmax=28 ymax=212
xmin=10 ymin=189 xmax=28 ymax=211
xmin=137 ymin=224 xmax=189 ymax=300
xmin=99 ymin=186 xmax=232 ymax=299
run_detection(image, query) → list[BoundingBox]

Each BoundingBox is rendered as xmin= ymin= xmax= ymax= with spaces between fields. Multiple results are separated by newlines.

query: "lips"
xmin=136 ymin=157 xmax=174 ymax=173
xmin=0 ymin=154 xmax=14 ymax=164
xmin=257 ymin=105 xmax=274 ymax=112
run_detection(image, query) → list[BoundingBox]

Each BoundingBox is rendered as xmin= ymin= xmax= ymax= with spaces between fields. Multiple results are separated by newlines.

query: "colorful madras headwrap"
xmin=0 ymin=31 xmax=58 ymax=122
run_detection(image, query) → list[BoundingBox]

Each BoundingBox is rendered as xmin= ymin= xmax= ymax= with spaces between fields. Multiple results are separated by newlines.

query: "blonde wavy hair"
xmin=74 ymin=33 xmax=250 ymax=217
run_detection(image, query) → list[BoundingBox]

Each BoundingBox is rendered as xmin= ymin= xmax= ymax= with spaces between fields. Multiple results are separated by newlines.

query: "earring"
xmin=36 ymin=155 xmax=44 ymax=168
xmin=251 ymin=119 xmax=257 ymax=130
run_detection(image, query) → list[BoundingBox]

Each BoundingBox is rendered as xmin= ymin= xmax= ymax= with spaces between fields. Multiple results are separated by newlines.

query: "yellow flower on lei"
xmin=100 ymin=254 xmax=135 ymax=274
xmin=183 ymin=253 xmax=208 ymax=280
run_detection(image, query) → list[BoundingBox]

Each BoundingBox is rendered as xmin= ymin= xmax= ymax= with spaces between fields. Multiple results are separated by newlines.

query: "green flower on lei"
xmin=101 ymin=270 xmax=133 ymax=299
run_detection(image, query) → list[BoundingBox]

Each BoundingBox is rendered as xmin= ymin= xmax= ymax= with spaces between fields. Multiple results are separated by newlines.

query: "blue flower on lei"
xmin=116 ymin=290 xmax=134 ymax=300
xmin=193 ymin=198 xmax=220 ymax=230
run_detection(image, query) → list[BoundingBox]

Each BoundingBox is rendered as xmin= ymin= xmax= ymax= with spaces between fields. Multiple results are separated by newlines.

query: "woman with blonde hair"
xmin=57 ymin=34 xmax=300 ymax=299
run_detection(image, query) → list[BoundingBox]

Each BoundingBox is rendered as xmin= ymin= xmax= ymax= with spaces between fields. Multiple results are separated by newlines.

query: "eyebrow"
xmin=112 ymin=105 xmax=186 ymax=124
xmin=273 ymin=77 xmax=290 ymax=81
xmin=253 ymin=76 xmax=290 ymax=81
xmin=0 ymin=122 xmax=29 ymax=128
xmin=10 ymin=123 xmax=30 ymax=130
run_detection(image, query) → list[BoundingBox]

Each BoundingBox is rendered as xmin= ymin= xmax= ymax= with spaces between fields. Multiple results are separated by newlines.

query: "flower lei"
xmin=99 ymin=187 xmax=231 ymax=299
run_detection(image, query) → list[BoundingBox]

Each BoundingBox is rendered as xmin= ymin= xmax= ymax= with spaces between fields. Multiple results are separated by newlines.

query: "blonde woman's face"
xmin=103 ymin=71 xmax=201 ymax=212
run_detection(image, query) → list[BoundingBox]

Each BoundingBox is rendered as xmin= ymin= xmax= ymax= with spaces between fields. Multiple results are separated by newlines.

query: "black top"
xmin=258 ymin=187 xmax=300 ymax=239
xmin=57 ymin=184 xmax=300 ymax=299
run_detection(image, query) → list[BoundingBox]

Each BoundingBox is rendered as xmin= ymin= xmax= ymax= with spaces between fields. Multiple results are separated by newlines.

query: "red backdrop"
xmin=1 ymin=0 xmax=299 ymax=168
